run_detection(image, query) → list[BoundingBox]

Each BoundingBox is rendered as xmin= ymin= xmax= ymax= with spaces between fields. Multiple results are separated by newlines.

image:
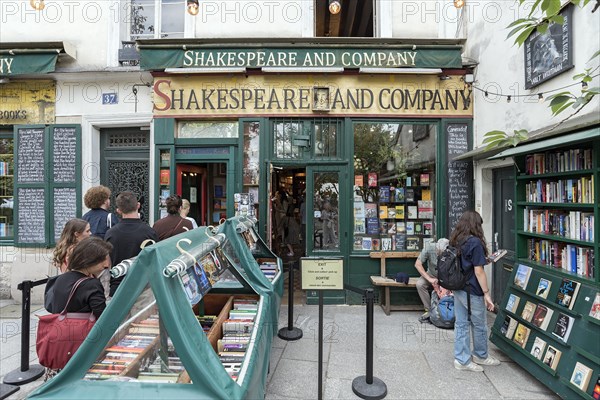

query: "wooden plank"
xmin=369 ymin=251 xmax=420 ymax=259
xmin=370 ymin=276 xmax=417 ymax=287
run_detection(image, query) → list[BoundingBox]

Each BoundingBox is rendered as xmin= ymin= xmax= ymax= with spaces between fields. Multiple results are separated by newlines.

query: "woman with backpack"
xmin=449 ymin=210 xmax=500 ymax=372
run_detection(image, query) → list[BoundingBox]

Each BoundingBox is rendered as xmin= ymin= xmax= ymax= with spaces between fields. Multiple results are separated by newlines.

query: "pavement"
xmin=0 ymin=297 xmax=559 ymax=400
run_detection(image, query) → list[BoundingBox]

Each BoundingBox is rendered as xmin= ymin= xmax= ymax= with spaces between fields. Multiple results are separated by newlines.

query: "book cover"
xmin=521 ymin=301 xmax=536 ymax=322
xmin=379 ymin=205 xmax=388 ymax=219
xmin=555 ymin=278 xmax=581 ymax=310
xmin=387 ymin=223 xmax=396 ymax=234
xmin=388 ymin=207 xmax=396 ymax=219
xmin=406 ymin=222 xmax=415 ymax=235
xmin=536 ymin=278 xmax=552 ymax=299
xmin=372 ymin=238 xmax=380 ymax=251
xmin=500 ymin=315 xmax=514 ymax=337
xmin=353 ymin=236 xmax=363 ymax=251
xmin=570 ymin=362 xmax=593 ymax=391
xmin=414 ymin=222 xmax=423 ymax=235
xmin=592 ymin=376 xmax=600 ymax=400
xmin=423 ymin=222 xmax=433 ymax=235
xmin=362 ymin=237 xmax=373 ymax=251
xmin=420 ymin=173 xmax=430 ymax=186
xmin=542 ymin=345 xmax=562 ymax=370
xmin=394 ymin=234 xmax=406 ymax=251
xmin=381 ymin=238 xmax=392 ymax=251
xmin=421 ymin=189 xmax=432 ymax=201
xmin=365 ymin=203 xmax=378 ymax=218
xmin=505 ymin=317 xmax=519 ymax=339
xmin=354 ymin=218 xmax=366 ymax=234
xmin=395 ymin=187 xmax=405 ymax=202
xmin=530 ymin=337 xmax=547 ymax=360
xmin=354 ymin=202 xmax=366 ymax=218
xmin=407 ymin=205 xmax=418 ymax=219
xmin=512 ymin=323 xmax=530 ymax=348
xmin=395 ymin=205 xmax=405 ymax=219
xmin=589 ymin=292 xmax=600 ymax=320
xmin=368 ymin=173 xmax=378 ymax=187
xmin=531 ymin=304 xmax=554 ymax=330
xmin=366 ymin=218 xmax=379 ymax=235
xmin=406 ymin=236 xmax=420 ymax=251
xmin=396 ymin=222 xmax=406 ymax=234
xmin=405 ymin=188 xmax=415 ymax=202
xmin=355 ymin=175 xmax=364 ymax=187
xmin=505 ymin=293 xmax=520 ymax=313
xmin=379 ymin=222 xmax=389 ymax=235
xmin=417 ymin=200 xmax=434 ymax=219
xmin=514 ymin=264 xmax=532 ymax=290
xmin=379 ymin=186 xmax=391 ymax=203
xmin=552 ymin=312 xmax=574 ymax=342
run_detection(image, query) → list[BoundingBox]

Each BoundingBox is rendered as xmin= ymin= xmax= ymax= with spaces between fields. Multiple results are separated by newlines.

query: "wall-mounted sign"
xmin=301 ymin=258 xmax=344 ymax=290
xmin=102 ymin=93 xmax=118 ymax=105
xmin=0 ymin=80 xmax=55 ymax=124
xmin=153 ymin=75 xmax=472 ymax=117
xmin=524 ymin=5 xmax=573 ymax=89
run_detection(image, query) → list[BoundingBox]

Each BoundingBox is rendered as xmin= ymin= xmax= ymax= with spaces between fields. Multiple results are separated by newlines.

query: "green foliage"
xmin=482 ymin=130 xmax=529 ymax=150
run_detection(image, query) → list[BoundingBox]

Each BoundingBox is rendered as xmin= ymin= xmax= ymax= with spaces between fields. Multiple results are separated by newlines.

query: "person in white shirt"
xmin=180 ymin=199 xmax=199 ymax=229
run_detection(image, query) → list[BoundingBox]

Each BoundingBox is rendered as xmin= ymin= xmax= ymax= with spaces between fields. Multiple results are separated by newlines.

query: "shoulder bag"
xmin=36 ymin=277 xmax=96 ymax=370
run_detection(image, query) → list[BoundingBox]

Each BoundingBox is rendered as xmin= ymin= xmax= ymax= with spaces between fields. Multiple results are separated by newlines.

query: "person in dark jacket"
xmin=45 ymin=237 xmax=113 ymax=319
xmin=152 ymin=194 xmax=193 ymax=241
xmin=105 ymin=191 xmax=158 ymax=297
xmin=82 ymin=185 xmax=119 ymax=239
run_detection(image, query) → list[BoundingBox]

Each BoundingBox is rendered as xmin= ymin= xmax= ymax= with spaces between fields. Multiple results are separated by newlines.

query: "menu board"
xmin=53 ymin=127 xmax=77 ymax=183
xmin=17 ymin=127 xmax=45 ymax=184
xmin=17 ymin=188 xmax=46 ymax=244
xmin=53 ymin=188 xmax=77 ymax=242
xmin=446 ymin=123 xmax=473 ymax=235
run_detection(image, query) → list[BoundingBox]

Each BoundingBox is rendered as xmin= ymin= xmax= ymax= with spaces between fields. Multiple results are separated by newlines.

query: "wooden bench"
xmin=369 ymin=251 xmax=421 ymax=315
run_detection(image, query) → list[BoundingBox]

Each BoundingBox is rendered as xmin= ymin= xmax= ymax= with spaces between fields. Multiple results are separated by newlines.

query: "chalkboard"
xmin=17 ymin=128 xmax=45 ymax=184
xmin=17 ymin=188 xmax=46 ymax=244
xmin=446 ymin=123 xmax=473 ymax=235
xmin=53 ymin=127 xmax=77 ymax=183
xmin=53 ymin=188 xmax=77 ymax=242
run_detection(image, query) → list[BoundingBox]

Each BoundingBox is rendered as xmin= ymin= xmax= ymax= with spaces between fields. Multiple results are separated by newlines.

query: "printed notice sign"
xmin=301 ymin=258 xmax=344 ymax=291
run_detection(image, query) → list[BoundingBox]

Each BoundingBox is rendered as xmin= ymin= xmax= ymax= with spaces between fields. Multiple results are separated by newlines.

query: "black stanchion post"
xmin=3 ymin=280 xmax=46 ymax=387
xmin=352 ymin=288 xmax=387 ymax=400
xmin=318 ymin=290 xmax=323 ymax=400
xmin=278 ymin=262 xmax=302 ymax=341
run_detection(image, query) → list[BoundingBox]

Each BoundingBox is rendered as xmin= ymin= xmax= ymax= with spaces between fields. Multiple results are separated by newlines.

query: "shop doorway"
xmin=492 ymin=166 xmax=516 ymax=303
xmin=270 ymin=167 xmax=306 ymax=259
xmin=176 ymin=162 xmax=227 ymax=227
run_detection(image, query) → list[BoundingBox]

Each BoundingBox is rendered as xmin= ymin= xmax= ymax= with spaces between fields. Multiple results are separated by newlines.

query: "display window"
xmin=352 ymin=122 xmax=437 ymax=252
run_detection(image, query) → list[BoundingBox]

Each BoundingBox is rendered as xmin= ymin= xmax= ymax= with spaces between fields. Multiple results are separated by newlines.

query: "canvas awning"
xmin=0 ymin=42 xmax=76 ymax=76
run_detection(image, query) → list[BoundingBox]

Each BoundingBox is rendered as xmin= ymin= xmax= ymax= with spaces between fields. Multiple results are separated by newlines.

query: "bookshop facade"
xmin=141 ymin=41 xmax=474 ymax=304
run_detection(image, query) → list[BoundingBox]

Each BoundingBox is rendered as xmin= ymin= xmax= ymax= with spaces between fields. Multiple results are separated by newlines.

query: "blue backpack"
xmin=429 ymin=291 xmax=455 ymax=329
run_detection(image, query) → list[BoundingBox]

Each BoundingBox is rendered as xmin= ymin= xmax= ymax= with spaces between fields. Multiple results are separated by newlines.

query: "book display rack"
xmin=491 ymin=136 xmax=599 ymax=399
xmin=29 ymin=220 xmax=280 ymax=400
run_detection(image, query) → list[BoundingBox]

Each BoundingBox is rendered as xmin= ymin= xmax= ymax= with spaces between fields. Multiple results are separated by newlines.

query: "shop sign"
xmin=301 ymin=258 xmax=344 ymax=291
xmin=152 ymin=75 xmax=472 ymax=117
xmin=141 ymin=47 xmax=462 ymax=70
xmin=0 ymin=53 xmax=59 ymax=76
xmin=0 ymin=80 xmax=56 ymax=125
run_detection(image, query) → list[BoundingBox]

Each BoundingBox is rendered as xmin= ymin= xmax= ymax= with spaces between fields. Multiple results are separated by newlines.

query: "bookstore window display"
xmin=0 ymin=137 xmax=14 ymax=239
xmin=491 ymin=136 xmax=599 ymax=400
xmin=352 ymin=122 xmax=436 ymax=252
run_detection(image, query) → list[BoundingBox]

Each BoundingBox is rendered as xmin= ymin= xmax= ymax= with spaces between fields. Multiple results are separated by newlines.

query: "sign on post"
xmin=301 ymin=258 xmax=344 ymax=291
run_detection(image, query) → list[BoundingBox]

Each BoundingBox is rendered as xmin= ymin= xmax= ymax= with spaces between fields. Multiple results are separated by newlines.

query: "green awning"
xmin=0 ymin=42 xmax=76 ymax=76
xmin=490 ymin=127 xmax=599 ymax=159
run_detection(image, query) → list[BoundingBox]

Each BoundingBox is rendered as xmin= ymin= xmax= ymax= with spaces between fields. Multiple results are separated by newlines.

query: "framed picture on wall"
xmin=524 ymin=5 xmax=573 ymax=89
xmin=313 ymin=86 xmax=330 ymax=111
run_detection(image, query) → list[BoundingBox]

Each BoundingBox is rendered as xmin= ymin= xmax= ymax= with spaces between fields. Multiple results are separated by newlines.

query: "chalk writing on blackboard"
xmin=53 ymin=127 xmax=77 ymax=183
xmin=446 ymin=123 xmax=473 ymax=234
xmin=17 ymin=128 xmax=45 ymax=184
xmin=53 ymin=188 xmax=77 ymax=242
xmin=17 ymin=188 xmax=46 ymax=244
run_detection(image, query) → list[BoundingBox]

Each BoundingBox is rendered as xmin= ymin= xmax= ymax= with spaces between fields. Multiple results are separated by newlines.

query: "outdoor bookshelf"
xmin=490 ymin=135 xmax=600 ymax=399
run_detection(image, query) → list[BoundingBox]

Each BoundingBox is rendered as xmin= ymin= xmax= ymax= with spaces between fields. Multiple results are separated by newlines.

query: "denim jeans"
xmin=454 ymin=289 xmax=488 ymax=365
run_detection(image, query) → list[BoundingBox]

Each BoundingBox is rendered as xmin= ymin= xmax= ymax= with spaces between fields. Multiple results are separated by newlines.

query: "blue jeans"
xmin=454 ymin=289 xmax=489 ymax=365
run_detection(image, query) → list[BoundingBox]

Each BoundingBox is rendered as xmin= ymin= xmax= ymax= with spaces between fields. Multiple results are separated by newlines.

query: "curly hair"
xmin=449 ymin=210 xmax=489 ymax=257
xmin=53 ymin=218 xmax=89 ymax=270
xmin=84 ymin=185 xmax=111 ymax=209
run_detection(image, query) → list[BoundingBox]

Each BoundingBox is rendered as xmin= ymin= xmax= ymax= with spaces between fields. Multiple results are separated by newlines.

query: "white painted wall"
xmin=391 ymin=0 xmax=465 ymax=39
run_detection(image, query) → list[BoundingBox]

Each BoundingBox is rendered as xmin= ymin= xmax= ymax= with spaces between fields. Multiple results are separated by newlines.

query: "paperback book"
xmin=542 ymin=345 xmax=562 ymax=370
xmin=521 ymin=301 xmax=536 ymax=322
xmin=535 ymin=278 xmax=552 ymax=299
xmin=552 ymin=312 xmax=574 ymax=343
xmin=530 ymin=336 xmax=547 ymax=360
xmin=505 ymin=293 xmax=520 ymax=313
xmin=512 ymin=323 xmax=530 ymax=348
xmin=531 ymin=304 xmax=554 ymax=330
xmin=592 ymin=376 xmax=600 ymax=400
xmin=500 ymin=315 xmax=517 ymax=339
xmin=590 ymin=292 xmax=600 ymax=320
xmin=570 ymin=362 xmax=593 ymax=392
xmin=555 ymin=278 xmax=580 ymax=310
xmin=514 ymin=264 xmax=532 ymax=290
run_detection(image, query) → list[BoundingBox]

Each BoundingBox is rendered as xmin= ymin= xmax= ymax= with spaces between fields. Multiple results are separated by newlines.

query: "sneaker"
xmin=286 ymin=252 xmax=294 ymax=257
xmin=418 ymin=312 xmax=430 ymax=323
xmin=454 ymin=360 xmax=483 ymax=372
xmin=472 ymin=355 xmax=501 ymax=366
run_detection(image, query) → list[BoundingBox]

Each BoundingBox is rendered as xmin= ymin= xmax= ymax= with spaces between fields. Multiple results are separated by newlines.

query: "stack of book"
xmin=197 ymin=315 xmax=217 ymax=333
xmin=218 ymin=299 xmax=258 ymax=380
xmin=259 ymin=261 xmax=278 ymax=281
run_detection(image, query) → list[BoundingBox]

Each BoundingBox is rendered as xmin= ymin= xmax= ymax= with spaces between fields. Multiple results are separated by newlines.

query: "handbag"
xmin=36 ymin=277 xmax=96 ymax=370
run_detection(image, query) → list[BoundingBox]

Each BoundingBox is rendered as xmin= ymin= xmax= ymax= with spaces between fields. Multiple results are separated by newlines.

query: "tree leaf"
xmin=584 ymin=87 xmax=600 ymax=95
xmin=545 ymin=0 xmax=562 ymax=16
xmin=515 ymin=26 xmax=536 ymax=46
xmin=537 ymin=23 xmax=549 ymax=34
xmin=588 ymin=50 xmax=600 ymax=62
xmin=548 ymin=94 xmax=572 ymax=106
xmin=507 ymin=18 xmax=532 ymax=28
xmin=548 ymin=15 xmax=564 ymax=24
xmin=528 ymin=0 xmax=543 ymax=17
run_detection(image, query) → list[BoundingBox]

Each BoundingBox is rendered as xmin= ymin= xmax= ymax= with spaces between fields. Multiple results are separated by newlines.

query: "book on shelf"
xmin=420 ymin=173 xmax=430 ymax=186
xmin=542 ymin=345 xmax=562 ymax=370
xmin=512 ymin=323 xmax=530 ymax=348
xmin=222 ymin=319 xmax=254 ymax=334
xmin=365 ymin=203 xmax=378 ymax=218
xmin=406 ymin=222 xmax=415 ymax=235
xmin=421 ymin=189 xmax=431 ymax=201
xmin=387 ymin=207 xmax=396 ymax=219
xmin=353 ymin=202 xmax=365 ymax=218
xmin=570 ymin=362 xmax=593 ymax=392
xmin=354 ymin=218 xmax=366 ymax=234
xmin=406 ymin=236 xmax=420 ymax=251
xmin=514 ymin=264 xmax=532 ymax=290
xmin=535 ymin=278 xmax=552 ymax=299
xmin=423 ymin=222 xmax=433 ymax=235
xmin=379 ymin=205 xmax=388 ymax=219
xmin=405 ymin=188 xmax=415 ymax=202
xmin=381 ymin=238 xmax=392 ymax=251
xmin=592 ymin=376 xmax=600 ymax=400
xmin=372 ymin=238 xmax=380 ymax=251
xmin=355 ymin=175 xmax=364 ymax=187
xmin=407 ymin=205 xmax=418 ymax=219
xmin=394 ymin=187 xmax=405 ymax=202
xmin=531 ymin=304 xmax=554 ymax=330
xmin=394 ymin=234 xmax=406 ymax=251
xmin=590 ymin=292 xmax=600 ymax=320
xmin=353 ymin=237 xmax=363 ymax=251
xmin=417 ymin=200 xmax=433 ymax=219
xmin=362 ymin=237 xmax=373 ymax=251
xmin=395 ymin=205 xmax=405 ymax=219
xmin=379 ymin=186 xmax=391 ymax=202
xmin=500 ymin=315 xmax=518 ymax=339
xmin=555 ymin=278 xmax=580 ymax=310
xmin=552 ymin=312 xmax=574 ymax=343
xmin=368 ymin=173 xmax=378 ymax=187
xmin=505 ymin=293 xmax=520 ymax=313
xmin=521 ymin=301 xmax=536 ymax=322
xmin=530 ymin=337 xmax=547 ymax=360
xmin=396 ymin=222 xmax=406 ymax=234
xmin=366 ymin=218 xmax=379 ymax=235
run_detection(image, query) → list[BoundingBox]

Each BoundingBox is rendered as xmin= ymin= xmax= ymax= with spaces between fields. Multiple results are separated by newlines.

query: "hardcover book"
xmin=512 ymin=323 xmax=530 ymax=348
xmin=505 ymin=294 xmax=520 ymax=313
xmin=514 ymin=264 xmax=532 ymax=290
xmin=530 ymin=337 xmax=547 ymax=360
xmin=570 ymin=362 xmax=593 ymax=391
xmin=555 ymin=278 xmax=581 ymax=310
xmin=590 ymin=292 xmax=600 ymax=320
xmin=552 ymin=312 xmax=574 ymax=343
xmin=531 ymin=304 xmax=554 ymax=330
xmin=536 ymin=278 xmax=552 ymax=299
xmin=521 ymin=301 xmax=536 ymax=322
xmin=542 ymin=345 xmax=562 ymax=370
